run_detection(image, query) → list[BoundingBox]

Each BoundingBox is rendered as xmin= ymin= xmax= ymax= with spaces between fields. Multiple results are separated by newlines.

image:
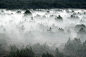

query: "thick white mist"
xmin=0 ymin=9 xmax=86 ymax=48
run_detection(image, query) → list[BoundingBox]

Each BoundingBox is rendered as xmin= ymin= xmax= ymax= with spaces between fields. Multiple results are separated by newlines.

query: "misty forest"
xmin=0 ymin=9 xmax=86 ymax=57
xmin=0 ymin=0 xmax=86 ymax=57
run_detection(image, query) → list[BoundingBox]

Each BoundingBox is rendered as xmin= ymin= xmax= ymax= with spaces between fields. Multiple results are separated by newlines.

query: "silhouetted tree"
xmin=55 ymin=48 xmax=64 ymax=57
xmin=63 ymin=38 xmax=82 ymax=57
xmin=42 ymin=52 xmax=54 ymax=57
xmin=0 ymin=44 xmax=6 ymax=56
xmin=7 ymin=45 xmax=35 ymax=57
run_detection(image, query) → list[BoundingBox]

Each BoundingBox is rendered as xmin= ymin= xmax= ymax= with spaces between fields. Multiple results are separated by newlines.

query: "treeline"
xmin=0 ymin=38 xmax=86 ymax=57
xmin=1 ymin=0 xmax=86 ymax=3
xmin=0 ymin=1 xmax=86 ymax=9
xmin=0 ymin=44 xmax=71 ymax=57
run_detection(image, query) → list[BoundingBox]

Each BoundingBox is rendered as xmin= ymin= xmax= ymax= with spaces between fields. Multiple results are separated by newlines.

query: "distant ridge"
xmin=0 ymin=0 xmax=86 ymax=9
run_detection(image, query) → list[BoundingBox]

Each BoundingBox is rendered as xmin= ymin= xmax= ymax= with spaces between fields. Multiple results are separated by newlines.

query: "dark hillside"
xmin=0 ymin=0 xmax=86 ymax=9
